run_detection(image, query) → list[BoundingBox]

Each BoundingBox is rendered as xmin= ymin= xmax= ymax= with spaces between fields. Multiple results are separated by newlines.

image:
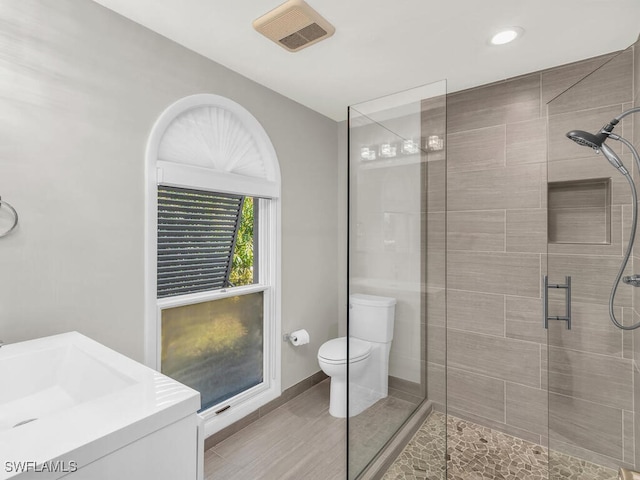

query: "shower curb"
xmin=357 ymin=399 xmax=434 ymax=480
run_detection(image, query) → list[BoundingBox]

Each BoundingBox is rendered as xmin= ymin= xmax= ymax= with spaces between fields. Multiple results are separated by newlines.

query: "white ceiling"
xmin=92 ymin=0 xmax=640 ymax=121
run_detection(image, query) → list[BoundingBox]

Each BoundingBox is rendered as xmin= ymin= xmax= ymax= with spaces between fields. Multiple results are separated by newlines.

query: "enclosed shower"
xmin=347 ymin=36 xmax=640 ymax=480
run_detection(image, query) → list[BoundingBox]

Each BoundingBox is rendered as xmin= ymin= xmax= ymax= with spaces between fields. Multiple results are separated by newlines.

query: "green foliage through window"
xmin=230 ymin=197 xmax=254 ymax=286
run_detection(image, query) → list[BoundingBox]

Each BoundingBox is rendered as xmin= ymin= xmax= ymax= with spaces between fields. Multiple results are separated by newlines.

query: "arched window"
xmin=145 ymin=94 xmax=281 ymax=437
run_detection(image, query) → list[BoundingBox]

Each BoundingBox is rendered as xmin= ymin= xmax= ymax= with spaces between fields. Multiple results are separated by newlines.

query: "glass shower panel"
xmin=347 ymin=80 xmax=447 ymax=479
xmin=546 ymin=45 xmax=637 ymax=478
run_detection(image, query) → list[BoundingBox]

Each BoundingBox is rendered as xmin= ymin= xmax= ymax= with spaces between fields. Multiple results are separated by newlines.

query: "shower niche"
xmin=547 ymin=178 xmax=611 ymax=245
xmin=546 ymin=41 xmax=639 ymax=478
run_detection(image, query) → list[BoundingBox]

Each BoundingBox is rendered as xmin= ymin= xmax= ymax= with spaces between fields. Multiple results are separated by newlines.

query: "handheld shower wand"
xmin=566 ymin=106 xmax=640 ymax=330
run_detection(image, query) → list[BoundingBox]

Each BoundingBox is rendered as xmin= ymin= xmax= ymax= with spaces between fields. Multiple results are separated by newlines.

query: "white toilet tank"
xmin=349 ymin=294 xmax=396 ymax=343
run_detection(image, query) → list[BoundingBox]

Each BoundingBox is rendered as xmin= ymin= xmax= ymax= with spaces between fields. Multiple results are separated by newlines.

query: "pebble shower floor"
xmin=382 ymin=412 xmax=618 ymax=480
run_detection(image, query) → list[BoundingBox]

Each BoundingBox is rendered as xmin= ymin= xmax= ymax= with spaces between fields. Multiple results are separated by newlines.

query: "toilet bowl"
xmin=318 ymin=337 xmax=371 ymax=418
xmin=318 ymin=294 xmax=396 ymax=418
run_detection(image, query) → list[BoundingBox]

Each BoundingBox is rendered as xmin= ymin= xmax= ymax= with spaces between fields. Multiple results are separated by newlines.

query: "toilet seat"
xmin=318 ymin=337 xmax=371 ymax=365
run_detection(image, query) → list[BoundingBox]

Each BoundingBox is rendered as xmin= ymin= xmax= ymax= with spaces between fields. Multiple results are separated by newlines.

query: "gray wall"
xmin=0 ymin=0 xmax=339 ymax=391
xmin=444 ymin=48 xmax=636 ymax=469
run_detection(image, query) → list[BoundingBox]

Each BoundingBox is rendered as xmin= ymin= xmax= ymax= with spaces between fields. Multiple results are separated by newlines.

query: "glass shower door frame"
xmin=346 ymin=80 xmax=447 ymax=479
xmin=545 ymin=45 xmax=638 ymax=478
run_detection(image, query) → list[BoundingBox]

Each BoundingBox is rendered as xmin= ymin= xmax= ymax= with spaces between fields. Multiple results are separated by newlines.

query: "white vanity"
xmin=0 ymin=332 xmax=202 ymax=480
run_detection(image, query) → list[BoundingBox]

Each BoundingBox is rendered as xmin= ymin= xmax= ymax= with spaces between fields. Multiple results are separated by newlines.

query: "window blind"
xmin=157 ymin=185 xmax=244 ymax=298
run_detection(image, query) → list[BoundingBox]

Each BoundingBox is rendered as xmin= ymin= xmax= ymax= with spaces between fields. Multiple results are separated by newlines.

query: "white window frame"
xmin=145 ymin=94 xmax=281 ymax=437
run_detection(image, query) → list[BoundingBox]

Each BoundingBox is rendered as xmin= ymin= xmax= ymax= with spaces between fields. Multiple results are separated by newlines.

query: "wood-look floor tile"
xmin=204 ymin=379 xmax=420 ymax=480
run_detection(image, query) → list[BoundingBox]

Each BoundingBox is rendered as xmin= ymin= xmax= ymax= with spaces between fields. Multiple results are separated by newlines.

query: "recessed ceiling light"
xmin=490 ymin=27 xmax=524 ymax=46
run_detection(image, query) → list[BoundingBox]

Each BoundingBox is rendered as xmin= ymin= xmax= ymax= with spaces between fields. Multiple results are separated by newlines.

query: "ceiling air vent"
xmin=253 ymin=0 xmax=335 ymax=52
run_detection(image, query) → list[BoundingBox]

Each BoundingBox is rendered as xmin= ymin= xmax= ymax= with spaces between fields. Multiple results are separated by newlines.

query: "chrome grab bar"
xmin=543 ymin=275 xmax=571 ymax=330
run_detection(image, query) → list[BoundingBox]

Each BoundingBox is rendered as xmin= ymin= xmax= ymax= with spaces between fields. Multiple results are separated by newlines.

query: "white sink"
xmin=0 ymin=342 xmax=135 ymax=431
xmin=0 ymin=332 xmax=201 ymax=479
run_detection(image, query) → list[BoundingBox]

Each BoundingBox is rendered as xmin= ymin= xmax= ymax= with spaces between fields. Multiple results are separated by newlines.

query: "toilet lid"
xmin=318 ymin=337 xmax=371 ymax=364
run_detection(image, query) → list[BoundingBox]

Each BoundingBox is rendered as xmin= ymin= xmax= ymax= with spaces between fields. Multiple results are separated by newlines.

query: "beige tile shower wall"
xmin=445 ymin=72 xmax=546 ymax=443
xmin=632 ymin=35 xmax=640 ymax=472
xmin=548 ymin=49 xmax=635 ymax=468
xmin=548 ymin=49 xmax=635 ymax=469
xmin=445 ymin=48 xmax=635 ymax=468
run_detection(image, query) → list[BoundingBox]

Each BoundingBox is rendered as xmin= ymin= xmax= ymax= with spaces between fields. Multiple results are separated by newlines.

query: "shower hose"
xmin=607 ymin=134 xmax=640 ymax=330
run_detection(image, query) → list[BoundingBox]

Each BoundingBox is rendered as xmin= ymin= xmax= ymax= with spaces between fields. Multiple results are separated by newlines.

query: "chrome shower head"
xmin=566 ymin=129 xmax=628 ymax=175
xmin=566 ymin=116 xmax=619 ymax=150
xmin=566 ymin=130 xmax=607 ymax=150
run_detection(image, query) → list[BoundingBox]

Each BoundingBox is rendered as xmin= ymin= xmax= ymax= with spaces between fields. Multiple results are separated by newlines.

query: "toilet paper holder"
xmin=283 ymin=329 xmax=310 ymax=346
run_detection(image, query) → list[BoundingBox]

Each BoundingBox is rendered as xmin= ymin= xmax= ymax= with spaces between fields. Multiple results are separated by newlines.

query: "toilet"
xmin=317 ymin=293 xmax=396 ymax=418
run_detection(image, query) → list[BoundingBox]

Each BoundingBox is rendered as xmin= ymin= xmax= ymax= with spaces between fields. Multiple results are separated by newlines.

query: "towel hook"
xmin=0 ymin=196 xmax=18 ymax=238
